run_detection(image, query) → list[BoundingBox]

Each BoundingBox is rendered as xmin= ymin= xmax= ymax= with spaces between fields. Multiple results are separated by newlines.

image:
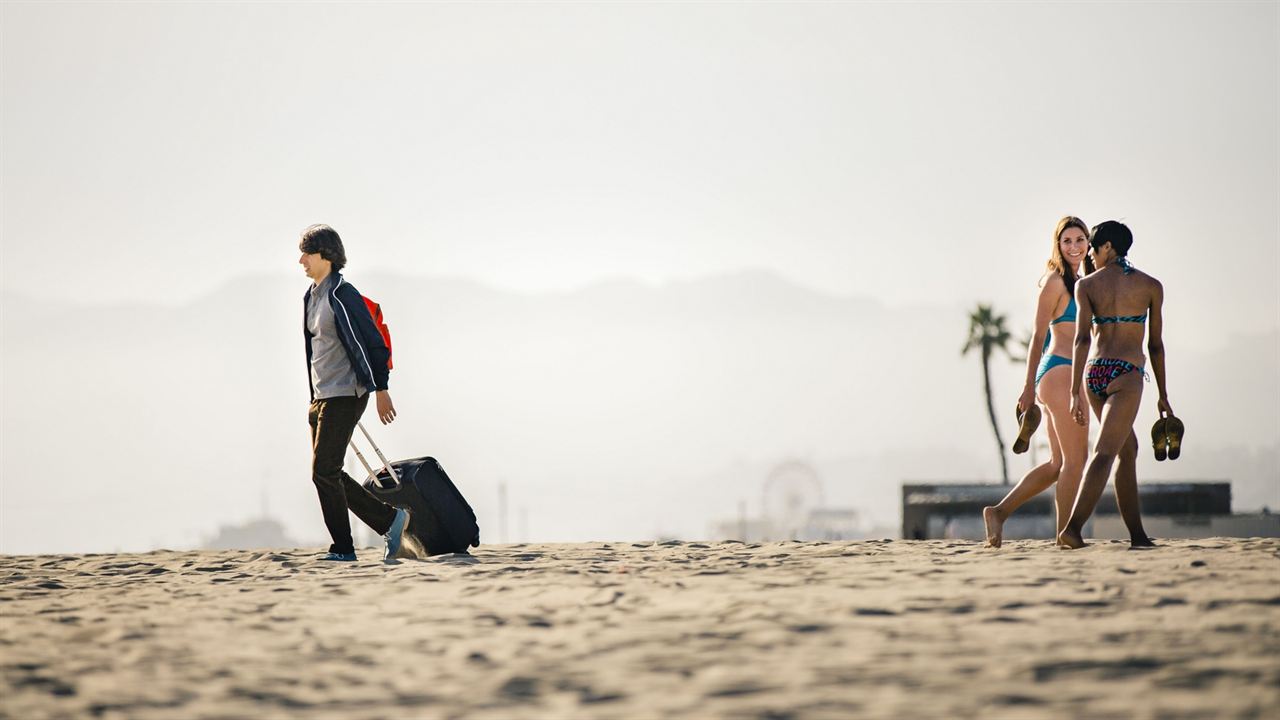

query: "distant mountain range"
xmin=2 ymin=270 xmax=1275 ymax=553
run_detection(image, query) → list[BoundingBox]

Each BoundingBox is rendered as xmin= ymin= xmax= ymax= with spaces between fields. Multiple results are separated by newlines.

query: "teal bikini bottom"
xmin=1035 ymin=354 xmax=1071 ymax=385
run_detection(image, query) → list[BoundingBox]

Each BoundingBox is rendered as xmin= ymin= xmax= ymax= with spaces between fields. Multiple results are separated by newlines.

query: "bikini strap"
xmin=1093 ymin=313 xmax=1147 ymax=325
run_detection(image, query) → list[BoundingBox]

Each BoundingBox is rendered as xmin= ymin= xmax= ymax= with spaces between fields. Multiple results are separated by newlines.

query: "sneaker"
xmin=383 ymin=508 xmax=409 ymax=562
xmin=320 ymin=551 xmax=357 ymax=562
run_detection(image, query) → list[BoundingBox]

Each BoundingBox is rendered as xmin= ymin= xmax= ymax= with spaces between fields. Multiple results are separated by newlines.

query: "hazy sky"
xmin=3 ymin=2 xmax=1277 ymax=342
xmin=2 ymin=2 xmax=1279 ymax=554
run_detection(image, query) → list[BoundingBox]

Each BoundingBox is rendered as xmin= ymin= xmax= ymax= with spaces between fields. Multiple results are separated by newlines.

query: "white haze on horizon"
xmin=2 ymin=2 xmax=1278 ymax=553
xmin=2 ymin=269 xmax=1276 ymax=555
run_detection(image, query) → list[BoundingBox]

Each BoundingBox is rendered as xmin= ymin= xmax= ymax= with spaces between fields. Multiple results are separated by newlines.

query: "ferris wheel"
xmin=762 ymin=459 xmax=824 ymax=540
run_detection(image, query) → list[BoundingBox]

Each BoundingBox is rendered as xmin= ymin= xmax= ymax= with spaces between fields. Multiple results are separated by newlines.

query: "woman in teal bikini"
xmin=983 ymin=216 xmax=1094 ymax=547
xmin=1058 ymin=220 xmax=1169 ymax=549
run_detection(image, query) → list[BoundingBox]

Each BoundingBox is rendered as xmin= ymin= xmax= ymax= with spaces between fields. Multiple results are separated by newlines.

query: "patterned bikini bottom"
xmin=1085 ymin=358 xmax=1145 ymax=398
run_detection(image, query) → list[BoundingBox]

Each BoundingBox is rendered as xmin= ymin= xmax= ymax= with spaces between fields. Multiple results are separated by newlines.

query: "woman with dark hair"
xmin=983 ymin=216 xmax=1094 ymax=547
xmin=1058 ymin=220 xmax=1168 ymax=549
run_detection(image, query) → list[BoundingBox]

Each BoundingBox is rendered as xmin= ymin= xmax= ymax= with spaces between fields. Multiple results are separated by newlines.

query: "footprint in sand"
xmin=788 ymin=623 xmax=831 ymax=633
xmin=1048 ymin=599 xmax=1113 ymax=609
xmin=707 ymin=680 xmax=772 ymax=698
xmin=1032 ymin=657 xmax=1164 ymax=682
xmin=576 ymin=687 xmax=625 ymax=704
xmin=499 ymin=676 xmax=540 ymax=700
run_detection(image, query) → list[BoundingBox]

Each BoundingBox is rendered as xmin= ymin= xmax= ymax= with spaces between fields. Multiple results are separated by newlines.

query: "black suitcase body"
xmin=362 ymin=456 xmax=480 ymax=557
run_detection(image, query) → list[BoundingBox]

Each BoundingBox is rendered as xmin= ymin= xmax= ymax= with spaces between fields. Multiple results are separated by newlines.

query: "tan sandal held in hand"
xmin=1012 ymin=404 xmax=1041 ymax=455
xmin=1151 ymin=417 xmax=1169 ymax=461
xmin=1165 ymin=415 xmax=1185 ymax=461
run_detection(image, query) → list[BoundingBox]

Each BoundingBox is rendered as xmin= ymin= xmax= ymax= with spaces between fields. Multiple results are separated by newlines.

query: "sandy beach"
xmin=2 ymin=538 xmax=1278 ymax=719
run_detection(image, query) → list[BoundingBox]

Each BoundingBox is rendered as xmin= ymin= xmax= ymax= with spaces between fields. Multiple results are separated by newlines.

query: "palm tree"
xmin=962 ymin=304 xmax=1019 ymax=484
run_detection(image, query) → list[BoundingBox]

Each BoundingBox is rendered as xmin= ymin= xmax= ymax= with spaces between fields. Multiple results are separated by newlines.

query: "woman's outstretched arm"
xmin=1070 ymin=280 xmax=1094 ymax=426
xmin=1147 ymin=278 xmax=1171 ymax=416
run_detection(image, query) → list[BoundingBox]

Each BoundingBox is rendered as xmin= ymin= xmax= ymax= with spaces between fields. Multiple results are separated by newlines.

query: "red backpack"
xmin=361 ymin=296 xmax=393 ymax=370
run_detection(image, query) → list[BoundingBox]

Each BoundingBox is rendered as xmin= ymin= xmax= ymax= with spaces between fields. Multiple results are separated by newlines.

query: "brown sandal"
xmin=1151 ymin=417 xmax=1169 ymax=461
xmin=1165 ymin=416 xmax=1185 ymax=461
xmin=1012 ymin=404 xmax=1041 ymax=454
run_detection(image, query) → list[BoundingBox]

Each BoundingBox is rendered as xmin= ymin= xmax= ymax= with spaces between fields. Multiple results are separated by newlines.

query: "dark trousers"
xmin=308 ymin=394 xmax=397 ymax=554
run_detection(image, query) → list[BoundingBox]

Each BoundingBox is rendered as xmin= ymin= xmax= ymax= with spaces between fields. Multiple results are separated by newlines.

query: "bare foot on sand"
xmin=1057 ymin=527 xmax=1086 ymax=550
xmin=1130 ymin=535 xmax=1157 ymax=548
xmin=982 ymin=506 xmax=1003 ymax=548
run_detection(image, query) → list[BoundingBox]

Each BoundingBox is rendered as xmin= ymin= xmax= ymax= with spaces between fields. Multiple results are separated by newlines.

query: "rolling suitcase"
xmin=349 ymin=423 xmax=480 ymax=557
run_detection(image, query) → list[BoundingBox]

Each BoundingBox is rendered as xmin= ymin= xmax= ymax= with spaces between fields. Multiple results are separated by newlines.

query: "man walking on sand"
xmin=299 ymin=223 xmax=408 ymax=562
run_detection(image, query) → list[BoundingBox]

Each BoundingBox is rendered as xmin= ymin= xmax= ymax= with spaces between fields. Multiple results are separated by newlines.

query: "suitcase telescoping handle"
xmin=349 ymin=422 xmax=401 ymax=490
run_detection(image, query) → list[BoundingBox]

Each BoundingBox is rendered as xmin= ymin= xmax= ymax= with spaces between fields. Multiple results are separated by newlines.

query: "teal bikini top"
xmin=1051 ymin=296 xmax=1076 ymax=325
xmin=1093 ymin=312 xmax=1147 ymax=325
xmin=1041 ymin=296 xmax=1077 ymax=354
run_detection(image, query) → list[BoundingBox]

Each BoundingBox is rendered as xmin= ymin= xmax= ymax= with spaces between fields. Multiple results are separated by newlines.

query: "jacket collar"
xmin=305 ymin=271 xmax=343 ymax=299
